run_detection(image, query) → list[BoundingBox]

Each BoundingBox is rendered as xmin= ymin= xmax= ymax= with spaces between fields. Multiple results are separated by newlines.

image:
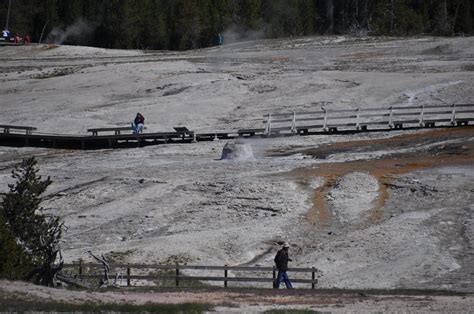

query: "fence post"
xmin=272 ymin=266 xmax=276 ymax=288
xmin=323 ymin=108 xmax=328 ymax=131
xmin=356 ymin=108 xmax=361 ymax=130
xmin=291 ymin=112 xmax=297 ymax=134
xmin=312 ymin=267 xmax=316 ymax=290
xmin=264 ymin=113 xmax=272 ymax=135
xmin=127 ymin=267 xmax=131 ymax=286
xmin=78 ymin=258 xmax=83 ymax=278
xmin=175 ymin=263 xmax=179 ymax=287
xmin=224 ymin=265 xmax=228 ymax=288
xmin=419 ymin=105 xmax=424 ymax=126
xmin=451 ymin=103 xmax=456 ymax=125
xmin=389 ymin=106 xmax=394 ymax=128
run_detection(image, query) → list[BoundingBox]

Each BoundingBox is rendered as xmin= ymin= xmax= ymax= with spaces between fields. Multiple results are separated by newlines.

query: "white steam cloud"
xmin=222 ymin=25 xmax=265 ymax=45
xmin=47 ymin=19 xmax=95 ymax=45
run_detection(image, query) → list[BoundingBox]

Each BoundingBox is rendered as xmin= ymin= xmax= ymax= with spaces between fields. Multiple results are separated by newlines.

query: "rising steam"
xmin=47 ymin=19 xmax=96 ymax=45
xmin=222 ymin=25 xmax=265 ymax=45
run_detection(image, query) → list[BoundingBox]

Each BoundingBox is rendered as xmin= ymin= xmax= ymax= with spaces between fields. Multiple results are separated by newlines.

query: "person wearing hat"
xmin=273 ymin=242 xmax=293 ymax=289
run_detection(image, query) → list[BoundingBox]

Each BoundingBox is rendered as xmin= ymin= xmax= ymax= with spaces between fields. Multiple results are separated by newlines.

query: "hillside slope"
xmin=0 ymin=36 xmax=473 ymax=292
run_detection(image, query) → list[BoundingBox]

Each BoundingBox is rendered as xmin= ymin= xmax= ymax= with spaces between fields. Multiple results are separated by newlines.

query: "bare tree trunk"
xmin=444 ymin=0 xmax=448 ymax=23
xmin=88 ymin=251 xmax=111 ymax=287
xmin=6 ymin=0 xmax=12 ymax=29
xmin=56 ymin=272 xmax=93 ymax=289
xmin=325 ymin=0 xmax=334 ymax=33
xmin=390 ymin=0 xmax=394 ymax=33
xmin=359 ymin=0 xmax=369 ymax=29
xmin=452 ymin=1 xmax=461 ymax=35
xmin=39 ymin=20 xmax=49 ymax=44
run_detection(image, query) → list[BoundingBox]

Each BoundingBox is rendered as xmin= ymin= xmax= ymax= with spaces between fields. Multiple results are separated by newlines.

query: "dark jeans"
xmin=275 ymin=270 xmax=293 ymax=289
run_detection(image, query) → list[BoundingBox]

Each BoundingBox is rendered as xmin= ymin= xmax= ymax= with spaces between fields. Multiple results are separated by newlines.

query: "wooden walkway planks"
xmin=0 ymin=104 xmax=473 ymax=150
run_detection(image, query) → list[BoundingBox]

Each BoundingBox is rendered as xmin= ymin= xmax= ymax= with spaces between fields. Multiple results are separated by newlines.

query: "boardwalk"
xmin=1 ymin=104 xmax=472 ymax=150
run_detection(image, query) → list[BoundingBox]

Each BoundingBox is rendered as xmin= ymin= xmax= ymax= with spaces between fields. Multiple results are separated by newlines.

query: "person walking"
xmin=274 ymin=242 xmax=293 ymax=289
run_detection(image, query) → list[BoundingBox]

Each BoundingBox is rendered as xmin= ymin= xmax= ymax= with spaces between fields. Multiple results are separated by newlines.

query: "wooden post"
xmin=389 ymin=106 xmax=394 ymax=128
xmin=323 ymin=108 xmax=328 ymax=131
xmin=451 ymin=104 xmax=456 ymax=125
xmin=312 ymin=267 xmax=316 ymax=289
xmin=224 ymin=265 xmax=228 ymax=288
xmin=272 ymin=266 xmax=276 ymax=288
xmin=291 ymin=112 xmax=297 ymax=134
xmin=175 ymin=263 xmax=179 ymax=287
xmin=264 ymin=113 xmax=272 ymax=135
xmin=79 ymin=259 xmax=83 ymax=278
xmin=356 ymin=108 xmax=361 ymax=130
xmin=419 ymin=105 xmax=424 ymax=127
xmin=127 ymin=267 xmax=131 ymax=286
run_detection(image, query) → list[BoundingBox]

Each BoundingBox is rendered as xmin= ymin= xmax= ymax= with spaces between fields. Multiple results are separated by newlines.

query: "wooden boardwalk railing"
xmin=0 ymin=124 xmax=37 ymax=135
xmin=1 ymin=104 xmax=473 ymax=149
xmin=247 ymin=103 xmax=474 ymax=135
xmin=62 ymin=262 xmax=320 ymax=289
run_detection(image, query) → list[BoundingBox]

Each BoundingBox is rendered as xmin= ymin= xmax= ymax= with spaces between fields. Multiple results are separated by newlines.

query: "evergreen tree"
xmin=0 ymin=157 xmax=64 ymax=286
xmin=1 ymin=0 xmax=474 ymax=50
xmin=453 ymin=0 xmax=472 ymax=34
xmin=0 ymin=213 xmax=33 ymax=279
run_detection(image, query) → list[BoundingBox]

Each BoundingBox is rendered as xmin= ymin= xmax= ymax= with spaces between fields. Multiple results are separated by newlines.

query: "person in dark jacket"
xmin=274 ymin=242 xmax=293 ymax=289
xmin=132 ymin=113 xmax=145 ymax=134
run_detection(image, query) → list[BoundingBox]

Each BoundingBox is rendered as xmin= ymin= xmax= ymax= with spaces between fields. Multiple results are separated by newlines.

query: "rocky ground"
xmin=0 ymin=35 xmax=473 ymax=310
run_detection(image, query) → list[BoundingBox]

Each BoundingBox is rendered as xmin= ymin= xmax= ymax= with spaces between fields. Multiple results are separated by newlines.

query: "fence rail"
xmin=256 ymin=103 xmax=474 ymax=135
xmin=62 ymin=262 xmax=320 ymax=289
xmin=2 ymin=104 xmax=473 ymax=149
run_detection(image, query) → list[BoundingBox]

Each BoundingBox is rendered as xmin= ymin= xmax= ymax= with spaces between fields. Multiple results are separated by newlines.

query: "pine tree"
xmin=0 ymin=213 xmax=33 ymax=279
xmin=0 ymin=157 xmax=64 ymax=286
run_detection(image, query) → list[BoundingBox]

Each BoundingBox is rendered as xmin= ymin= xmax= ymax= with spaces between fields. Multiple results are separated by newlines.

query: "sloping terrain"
xmin=0 ymin=36 xmax=473 ymax=298
xmin=1 ymin=279 xmax=473 ymax=312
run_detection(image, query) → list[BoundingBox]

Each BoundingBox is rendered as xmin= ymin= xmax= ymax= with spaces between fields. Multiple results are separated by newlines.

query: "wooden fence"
xmin=62 ymin=262 xmax=320 ymax=289
xmin=253 ymin=103 xmax=474 ymax=135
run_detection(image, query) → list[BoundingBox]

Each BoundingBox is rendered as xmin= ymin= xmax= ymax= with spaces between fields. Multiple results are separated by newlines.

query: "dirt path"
xmin=1 ymin=280 xmax=473 ymax=312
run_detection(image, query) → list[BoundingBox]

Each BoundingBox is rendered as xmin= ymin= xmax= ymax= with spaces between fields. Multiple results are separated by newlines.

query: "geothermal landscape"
xmin=0 ymin=35 xmax=473 ymax=310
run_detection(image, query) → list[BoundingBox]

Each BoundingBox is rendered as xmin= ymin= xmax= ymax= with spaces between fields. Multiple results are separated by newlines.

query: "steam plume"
xmin=47 ymin=19 xmax=96 ymax=45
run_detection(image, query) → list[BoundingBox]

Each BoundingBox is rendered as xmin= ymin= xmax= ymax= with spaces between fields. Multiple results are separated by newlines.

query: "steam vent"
xmin=221 ymin=140 xmax=254 ymax=161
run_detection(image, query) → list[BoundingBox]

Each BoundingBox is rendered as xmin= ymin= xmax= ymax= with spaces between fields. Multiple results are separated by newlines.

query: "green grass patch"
xmin=0 ymin=294 xmax=213 ymax=313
